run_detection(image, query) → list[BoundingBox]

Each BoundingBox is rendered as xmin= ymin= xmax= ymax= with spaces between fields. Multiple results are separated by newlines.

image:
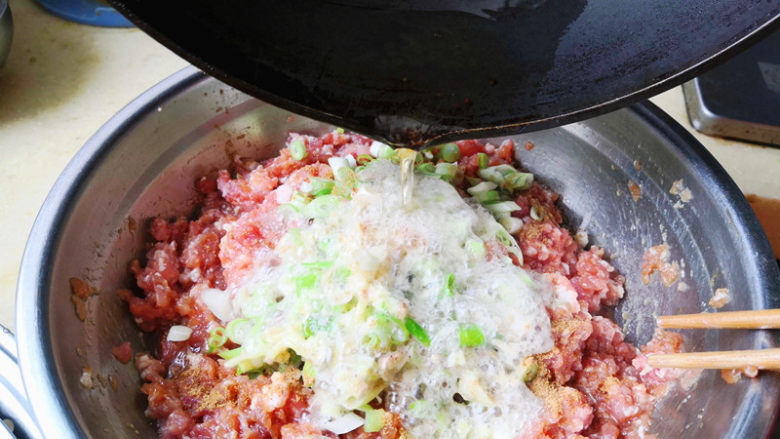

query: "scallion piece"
xmin=434 ymin=163 xmax=457 ymax=182
xmin=377 ymin=312 xmax=409 ymax=344
xmin=477 ymin=152 xmax=489 ymax=169
xmin=370 ymin=141 xmax=394 ymax=159
xmin=530 ymin=205 xmax=543 ymax=221
xmin=416 ymin=163 xmax=436 ymax=175
xmin=459 ymin=325 xmax=485 ymax=347
xmin=442 ymin=273 xmax=456 ymax=297
xmin=207 ymin=326 xmax=227 ymax=352
xmin=465 ymin=239 xmax=486 ymax=260
xmin=474 ymin=190 xmax=500 ymax=204
xmin=294 ymin=273 xmax=318 ymax=296
xmin=218 ymin=346 xmax=243 ymax=360
xmin=364 ymin=409 xmax=386 ymax=433
xmin=309 ymin=178 xmax=335 ymax=197
xmin=289 ymin=138 xmax=307 ymax=161
xmin=499 ymin=216 xmax=523 ymax=234
xmin=467 ymin=181 xmax=497 ymax=195
xmin=503 ymin=172 xmax=534 ymax=192
xmin=405 ymin=317 xmax=431 ymax=347
xmin=303 ymin=315 xmax=329 ymax=339
xmin=226 ymin=318 xmax=254 ymax=344
xmin=496 ymin=229 xmax=518 ymax=248
xmin=440 ymin=143 xmax=460 ymax=162
xmin=522 ymin=360 xmax=539 ymax=382
xmin=478 ymin=164 xmax=517 ymax=185
xmin=328 ymin=156 xmax=350 ymax=174
xmin=485 ymin=201 xmax=522 ymax=215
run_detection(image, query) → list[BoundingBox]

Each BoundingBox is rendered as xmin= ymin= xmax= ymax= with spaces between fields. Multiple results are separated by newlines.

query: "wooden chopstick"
xmin=657 ymin=309 xmax=780 ymax=329
xmin=648 ymin=309 xmax=780 ymax=370
xmin=647 ymin=348 xmax=780 ymax=370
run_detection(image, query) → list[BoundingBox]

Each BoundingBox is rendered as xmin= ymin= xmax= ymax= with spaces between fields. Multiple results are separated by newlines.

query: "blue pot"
xmin=35 ymin=0 xmax=133 ymax=27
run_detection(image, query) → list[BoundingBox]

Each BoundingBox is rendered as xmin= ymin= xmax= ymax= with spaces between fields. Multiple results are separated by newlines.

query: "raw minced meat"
xmin=120 ymin=131 xmax=683 ymax=439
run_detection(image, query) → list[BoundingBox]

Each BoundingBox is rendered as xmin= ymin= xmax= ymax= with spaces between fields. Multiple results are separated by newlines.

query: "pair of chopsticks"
xmin=646 ymin=309 xmax=780 ymax=370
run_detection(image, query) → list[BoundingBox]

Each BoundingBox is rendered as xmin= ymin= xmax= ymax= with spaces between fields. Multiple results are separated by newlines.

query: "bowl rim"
xmin=14 ymin=65 xmax=780 ymax=438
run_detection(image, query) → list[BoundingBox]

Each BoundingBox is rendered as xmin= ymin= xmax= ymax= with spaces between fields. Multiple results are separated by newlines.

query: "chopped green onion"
xmin=499 ymin=216 xmax=523 ymax=234
xmin=477 ymin=152 xmax=489 ymax=169
xmin=459 ymin=325 xmax=485 ymax=347
xmin=370 ymin=141 xmax=394 ymax=159
xmin=405 ymin=317 xmax=431 ymax=347
xmin=434 ymin=163 xmax=457 ymax=182
xmin=218 ymin=347 xmax=244 ymax=360
xmin=328 ymin=156 xmax=350 ymax=174
xmin=442 ymin=273 xmax=456 ymax=297
xmin=478 ymin=164 xmax=517 ymax=185
xmin=294 ymin=273 xmax=318 ymax=296
xmin=364 ymin=409 xmax=386 ymax=433
xmin=409 ymin=399 xmax=430 ymax=414
xmin=334 ymin=166 xmax=357 ymax=183
xmin=331 ymin=180 xmax=355 ymax=199
xmin=504 ymin=172 xmax=534 ymax=192
xmin=379 ymin=147 xmax=395 ymax=160
xmin=336 ymin=127 xmax=345 ymax=134
xmin=465 ymin=239 xmax=486 ymax=260
xmin=207 ymin=327 xmax=227 ymax=352
xmin=226 ymin=318 xmax=254 ymax=344
xmin=530 ymin=205 xmax=543 ymax=221
xmin=303 ymin=315 xmax=330 ymax=338
xmin=377 ymin=312 xmax=409 ymax=344
xmin=422 ymin=149 xmax=434 ymax=160
xmin=439 ymin=143 xmax=460 ymax=162
xmin=522 ymin=360 xmax=539 ymax=382
xmin=485 ymin=201 xmax=522 ymax=215
xmin=474 ymin=190 xmax=500 ymax=204
xmin=305 ymin=194 xmax=341 ymax=218
xmin=309 ymin=178 xmax=335 ymax=197
xmin=416 ymin=163 xmax=436 ymax=175
xmin=289 ymin=138 xmax=307 ymax=161
xmin=357 ymin=154 xmax=374 ymax=164
xmin=496 ymin=229 xmax=518 ymax=248
xmin=467 ymin=181 xmax=498 ymax=195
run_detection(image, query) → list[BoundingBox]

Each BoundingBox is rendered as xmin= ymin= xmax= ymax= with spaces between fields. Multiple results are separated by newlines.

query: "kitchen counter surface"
xmin=0 ymin=0 xmax=778 ymax=330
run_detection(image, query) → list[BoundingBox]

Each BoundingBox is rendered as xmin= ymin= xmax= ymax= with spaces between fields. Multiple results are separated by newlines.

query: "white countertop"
xmin=0 ymin=0 xmax=777 ymax=330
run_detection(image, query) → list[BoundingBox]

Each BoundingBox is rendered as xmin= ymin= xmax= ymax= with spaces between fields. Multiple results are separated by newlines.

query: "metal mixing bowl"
xmin=8 ymin=67 xmax=780 ymax=438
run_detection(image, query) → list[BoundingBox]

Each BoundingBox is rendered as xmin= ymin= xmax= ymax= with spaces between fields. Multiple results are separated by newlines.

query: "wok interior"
xmin=43 ymin=75 xmax=778 ymax=437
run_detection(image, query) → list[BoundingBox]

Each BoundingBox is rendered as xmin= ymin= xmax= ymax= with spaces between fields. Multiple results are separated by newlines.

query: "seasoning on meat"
xmin=120 ymin=131 xmax=684 ymax=439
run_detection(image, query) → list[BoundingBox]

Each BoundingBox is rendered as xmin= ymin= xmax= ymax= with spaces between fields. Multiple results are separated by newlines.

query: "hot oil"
xmin=397 ymin=148 xmax=417 ymax=208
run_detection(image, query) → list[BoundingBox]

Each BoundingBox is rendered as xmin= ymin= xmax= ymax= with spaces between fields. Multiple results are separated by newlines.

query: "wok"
xmin=107 ymin=0 xmax=780 ymax=146
xmin=4 ymin=67 xmax=780 ymax=438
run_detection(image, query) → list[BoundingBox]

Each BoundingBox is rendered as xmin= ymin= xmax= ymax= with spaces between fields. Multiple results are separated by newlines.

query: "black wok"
xmin=108 ymin=0 xmax=779 ymax=146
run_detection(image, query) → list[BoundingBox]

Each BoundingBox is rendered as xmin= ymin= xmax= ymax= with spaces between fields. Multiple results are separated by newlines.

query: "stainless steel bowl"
xmin=9 ymin=67 xmax=780 ymax=439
